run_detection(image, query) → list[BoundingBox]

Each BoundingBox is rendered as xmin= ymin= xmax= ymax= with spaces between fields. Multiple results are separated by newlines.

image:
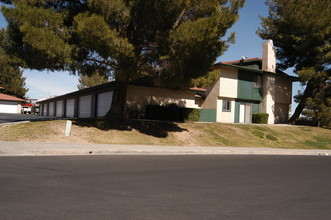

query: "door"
xmin=239 ymin=103 xmax=252 ymax=123
xmin=65 ymin=99 xmax=75 ymax=118
xmin=0 ymin=101 xmax=18 ymax=114
xmin=78 ymin=95 xmax=92 ymax=118
xmin=43 ymin=103 xmax=48 ymax=116
xmin=245 ymin=104 xmax=252 ymax=123
xmin=97 ymin=91 xmax=113 ymax=117
xmin=56 ymin=101 xmax=63 ymax=117
xmin=49 ymin=102 xmax=54 ymax=116
xmin=239 ymin=104 xmax=245 ymax=123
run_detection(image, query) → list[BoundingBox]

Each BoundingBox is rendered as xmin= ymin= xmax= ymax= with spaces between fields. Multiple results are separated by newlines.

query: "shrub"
xmin=145 ymin=105 xmax=201 ymax=122
xmin=145 ymin=105 xmax=167 ymax=120
xmin=167 ymin=103 xmax=180 ymax=121
xmin=181 ymin=108 xmax=201 ymax=122
xmin=252 ymin=113 xmax=269 ymax=124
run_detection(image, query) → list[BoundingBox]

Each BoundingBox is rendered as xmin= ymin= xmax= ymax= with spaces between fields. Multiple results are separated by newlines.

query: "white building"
xmin=0 ymin=93 xmax=25 ymax=114
xmin=202 ymin=40 xmax=297 ymax=124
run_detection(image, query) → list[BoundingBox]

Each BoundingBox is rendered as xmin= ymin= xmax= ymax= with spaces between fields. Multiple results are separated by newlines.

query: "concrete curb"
xmin=0 ymin=121 xmax=31 ymax=126
xmin=0 ymin=117 xmax=59 ymax=126
xmin=0 ymin=141 xmax=330 ymax=157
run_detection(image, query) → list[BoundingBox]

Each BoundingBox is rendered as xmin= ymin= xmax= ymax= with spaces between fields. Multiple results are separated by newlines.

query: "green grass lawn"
xmin=0 ymin=119 xmax=330 ymax=149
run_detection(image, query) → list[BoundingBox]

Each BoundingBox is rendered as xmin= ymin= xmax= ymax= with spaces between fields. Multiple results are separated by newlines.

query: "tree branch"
xmin=85 ymin=57 xmax=116 ymax=69
xmin=172 ymin=9 xmax=186 ymax=30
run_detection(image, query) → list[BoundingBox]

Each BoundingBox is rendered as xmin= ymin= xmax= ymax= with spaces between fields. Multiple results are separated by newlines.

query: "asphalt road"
xmin=1 ymin=155 xmax=331 ymax=220
xmin=0 ymin=113 xmax=51 ymax=124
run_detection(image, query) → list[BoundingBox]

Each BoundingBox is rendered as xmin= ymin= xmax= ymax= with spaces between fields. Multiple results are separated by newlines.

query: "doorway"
xmin=239 ymin=103 xmax=252 ymax=123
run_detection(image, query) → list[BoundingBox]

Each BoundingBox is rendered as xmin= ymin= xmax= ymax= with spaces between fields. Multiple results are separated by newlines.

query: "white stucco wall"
xmin=219 ymin=67 xmax=238 ymax=98
xmin=216 ymin=99 xmax=235 ymax=123
xmin=262 ymin=40 xmax=276 ymax=73
xmin=273 ymin=76 xmax=292 ymax=124
xmin=274 ymin=102 xmax=289 ymax=124
xmin=261 ymin=74 xmax=275 ymax=124
xmin=201 ymin=79 xmax=220 ymax=110
xmin=126 ymin=85 xmax=200 ymax=110
xmin=275 ymin=77 xmax=292 ymax=104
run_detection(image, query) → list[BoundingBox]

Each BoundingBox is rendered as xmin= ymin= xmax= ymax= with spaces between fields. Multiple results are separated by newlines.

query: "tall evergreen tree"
xmin=1 ymin=0 xmax=245 ymax=122
xmin=0 ymin=55 xmax=28 ymax=99
xmin=257 ymin=0 xmax=331 ymax=125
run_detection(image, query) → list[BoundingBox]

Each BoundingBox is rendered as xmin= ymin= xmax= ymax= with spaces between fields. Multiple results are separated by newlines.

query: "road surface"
xmin=1 ymin=155 xmax=330 ymax=219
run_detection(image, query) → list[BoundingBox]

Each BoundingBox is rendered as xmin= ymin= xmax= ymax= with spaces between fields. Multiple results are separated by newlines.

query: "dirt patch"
xmin=224 ymin=124 xmax=246 ymax=136
xmin=171 ymin=128 xmax=203 ymax=146
xmin=0 ymin=120 xmax=94 ymax=143
xmin=43 ymin=121 xmax=95 ymax=144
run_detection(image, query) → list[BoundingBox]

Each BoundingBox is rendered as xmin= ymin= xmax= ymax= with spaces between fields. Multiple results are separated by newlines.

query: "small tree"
xmin=191 ymin=69 xmax=221 ymax=88
xmin=295 ymin=82 xmax=331 ymax=127
xmin=0 ymin=55 xmax=28 ymax=99
xmin=77 ymin=71 xmax=110 ymax=90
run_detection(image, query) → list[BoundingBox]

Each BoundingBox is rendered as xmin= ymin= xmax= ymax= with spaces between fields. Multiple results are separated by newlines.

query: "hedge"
xmin=252 ymin=113 xmax=269 ymax=124
xmin=145 ymin=104 xmax=201 ymax=122
xmin=181 ymin=108 xmax=201 ymax=122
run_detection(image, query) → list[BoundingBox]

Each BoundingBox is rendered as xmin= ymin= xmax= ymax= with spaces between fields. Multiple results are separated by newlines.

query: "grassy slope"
xmin=0 ymin=120 xmax=330 ymax=149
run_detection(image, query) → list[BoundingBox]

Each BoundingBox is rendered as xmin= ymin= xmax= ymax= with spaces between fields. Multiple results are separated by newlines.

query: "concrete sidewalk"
xmin=0 ymin=141 xmax=330 ymax=157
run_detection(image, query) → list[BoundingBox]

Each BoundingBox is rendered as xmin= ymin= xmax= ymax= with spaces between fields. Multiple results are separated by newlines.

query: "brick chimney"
xmin=262 ymin=40 xmax=276 ymax=73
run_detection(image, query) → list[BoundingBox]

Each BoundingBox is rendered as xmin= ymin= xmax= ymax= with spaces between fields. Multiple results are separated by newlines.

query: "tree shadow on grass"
xmin=72 ymin=118 xmax=188 ymax=138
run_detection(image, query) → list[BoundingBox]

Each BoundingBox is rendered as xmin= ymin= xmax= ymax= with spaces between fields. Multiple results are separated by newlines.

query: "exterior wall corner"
xmin=261 ymin=74 xmax=276 ymax=124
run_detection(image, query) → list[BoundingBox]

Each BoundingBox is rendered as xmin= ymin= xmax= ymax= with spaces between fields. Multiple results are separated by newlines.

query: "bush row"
xmin=145 ymin=104 xmax=200 ymax=122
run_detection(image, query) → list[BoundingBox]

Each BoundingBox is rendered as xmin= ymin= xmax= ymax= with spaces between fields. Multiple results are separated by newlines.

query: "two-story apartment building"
xmin=38 ymin=40 xmax=297 ymax=124
xmin=202 ymin=40 xmax=297 ymax=124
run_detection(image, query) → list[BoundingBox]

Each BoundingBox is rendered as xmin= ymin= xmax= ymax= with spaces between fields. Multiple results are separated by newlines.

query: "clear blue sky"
xmin=0 ymin=0 xmax=300 ymax=110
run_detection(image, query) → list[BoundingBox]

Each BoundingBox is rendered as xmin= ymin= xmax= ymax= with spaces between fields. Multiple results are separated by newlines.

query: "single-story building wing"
xmin=37 ymin=81 xmax=205 ymax=120
xmin=0 ymin=93 xmax=25 ymax=114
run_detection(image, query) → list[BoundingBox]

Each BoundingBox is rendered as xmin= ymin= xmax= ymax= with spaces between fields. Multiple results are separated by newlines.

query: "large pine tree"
xmin=1 ymin=0 xmax=245 ymax=122
xmin=258 ymin=0 xmax=331 ymax=125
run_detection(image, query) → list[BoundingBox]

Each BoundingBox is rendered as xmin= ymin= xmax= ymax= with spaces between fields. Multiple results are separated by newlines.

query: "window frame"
xmin=222 ymin=99 xmax=231 ymax=112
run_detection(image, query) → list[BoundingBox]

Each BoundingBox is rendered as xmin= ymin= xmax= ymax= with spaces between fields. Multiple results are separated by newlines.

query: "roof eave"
xmin=37 ymin=81 xmax=116 ymax=104
xmin=0 ymin=93 xmax=26 ymax=102
xmin=215 ymin=63 xmax=264 ymax=73
xmin=215 ymin=63 xmax=299 ymax=81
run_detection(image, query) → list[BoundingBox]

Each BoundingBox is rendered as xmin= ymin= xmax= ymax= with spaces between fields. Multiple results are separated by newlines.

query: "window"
xmin=254 ymin=75 xmax=262 ymax=87
xmin=222 ymin=100 xmax=231 ymax=112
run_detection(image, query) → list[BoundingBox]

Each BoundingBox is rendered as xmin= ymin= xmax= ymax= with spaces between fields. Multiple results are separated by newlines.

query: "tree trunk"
xmin=288 ymin=81 xmax=314 ymax=124
xmin=105 ymin=80 xmax=129 ymax=126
